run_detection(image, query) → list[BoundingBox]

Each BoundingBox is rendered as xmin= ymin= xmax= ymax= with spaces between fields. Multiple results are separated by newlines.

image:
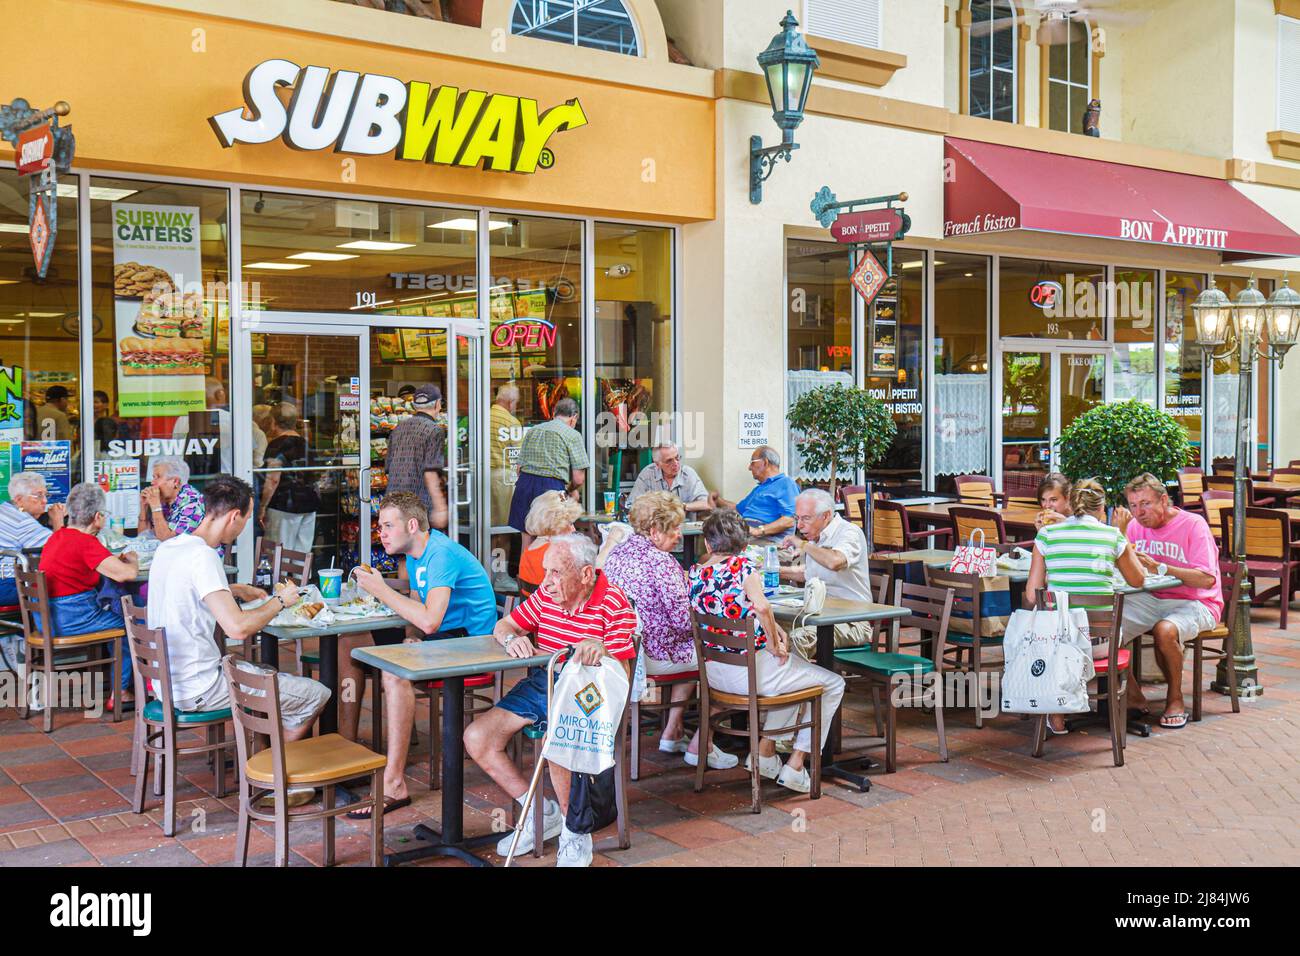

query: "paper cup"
xmin=603 ymin=491 xmax=616 ymax=514
xmin=318 ymin=568 xmax=343 ymax=605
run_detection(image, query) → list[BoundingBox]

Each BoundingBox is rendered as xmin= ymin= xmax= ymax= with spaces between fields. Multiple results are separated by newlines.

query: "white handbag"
xmin=949 ymin=528 xmax=998 ymax=577
xmin=999 ymin=592 xmax=1095 ymax=715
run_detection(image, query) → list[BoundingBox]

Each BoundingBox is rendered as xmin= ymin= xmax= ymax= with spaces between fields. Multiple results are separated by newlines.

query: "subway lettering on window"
xmin=209 ymin=60 xmax=588 ymax=174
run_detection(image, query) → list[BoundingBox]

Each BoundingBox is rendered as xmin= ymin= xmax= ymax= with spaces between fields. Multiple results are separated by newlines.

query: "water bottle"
xmin=764 ymin=545 xmax=780 ymax=592
xmin=256 ymin=552 xmax=273 ymax=591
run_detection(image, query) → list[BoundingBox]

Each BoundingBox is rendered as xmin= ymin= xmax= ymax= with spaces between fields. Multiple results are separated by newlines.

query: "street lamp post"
xmin=1191 ymin=276 xmax=1300 ymax=696
xmin=750 ymin=10 xmax=819 ymax=204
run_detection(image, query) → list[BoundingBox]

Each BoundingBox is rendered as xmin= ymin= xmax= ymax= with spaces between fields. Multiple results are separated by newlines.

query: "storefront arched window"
xmin=510 ymin=0 xmax=641 ymax=56
xmin=1047 ymin=17 xmax=1091 ymax=133
xmin=969 ymin=0 xmax=1017 ymax=122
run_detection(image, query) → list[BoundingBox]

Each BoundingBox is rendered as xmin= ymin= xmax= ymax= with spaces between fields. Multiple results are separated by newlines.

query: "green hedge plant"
xmin=788 ymin=384 xmax=897 ymax=500
xmin=1054 ymin=400 xmax=1192 ymax=505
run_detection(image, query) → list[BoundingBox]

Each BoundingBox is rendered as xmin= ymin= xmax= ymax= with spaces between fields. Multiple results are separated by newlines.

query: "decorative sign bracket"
xmin=809 ymin=185 xmax=910 ymax=283
xmin=0 ymin=99 xmax=75 ymax=280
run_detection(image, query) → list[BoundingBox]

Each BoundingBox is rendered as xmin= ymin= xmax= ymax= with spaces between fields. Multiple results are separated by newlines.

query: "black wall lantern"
xmin=750 ymin=10 xmax=820 ymax=204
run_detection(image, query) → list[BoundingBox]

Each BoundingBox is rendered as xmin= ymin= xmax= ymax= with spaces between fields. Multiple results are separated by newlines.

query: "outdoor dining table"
xmin=769 ymin=594 xmax=909 ymax=792
xmin=258 ymin=611 xmax=403 ymax=735
xmin=351 ymin=635 xmax=549 ymax=867
xmin=903 ymin=502 xmax=1040 ymax=538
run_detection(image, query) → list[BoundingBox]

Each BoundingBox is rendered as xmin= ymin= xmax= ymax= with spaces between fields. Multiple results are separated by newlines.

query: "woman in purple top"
xmin=603 ymin=492 xmax=738 ymax=771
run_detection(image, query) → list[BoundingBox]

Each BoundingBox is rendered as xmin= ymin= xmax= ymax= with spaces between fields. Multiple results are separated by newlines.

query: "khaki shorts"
xmin=178 ymin=665 xmax=331 ymax=730
xmin=1120 ymin=591 xmax=1219 ymax=650
xmin=789 ymin=619 xmax=873 ymax=661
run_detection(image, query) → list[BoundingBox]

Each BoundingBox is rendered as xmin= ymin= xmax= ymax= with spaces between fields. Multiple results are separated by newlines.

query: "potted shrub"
xmin=1054 ymin=400 xmax=1192 ymax=505
xmin=787 ymin=384 xmax=897 ymax=501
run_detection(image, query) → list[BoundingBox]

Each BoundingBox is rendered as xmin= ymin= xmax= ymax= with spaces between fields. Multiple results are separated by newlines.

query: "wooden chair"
xmin=510 ymin=647 xmax=636 ymax=857
xmin=871 ymin=498 xmax=952 ymax=553
xmin=833 ymin=580 xmax=951 ymax=773
xmin=1221 ymin=508 xmax=1298 ymax=628
xmin=925 ymin=566 xmax=1001 ymax=729
xmin=425 ymin=673 xmax=501 ymax=790
xmin=1177 ymin=467 xmax=1205 ymax=513
xmin=1190 ymin=573 xmax=1242 ymax=722
xmin=691 ymin=611 xmax=822 ymax=813
xmin=1270 ymin=468 xmax=1300 ymax=505
xmin=839 ymin=484 xmax=866 ymax=525
xmin=953 ymin=474 xmax=1005 ymax=507
xmin=14 ymin=569 xmax=124 ymax=732
xmin=1202 ymin=491 xmax=1234 ymax=553
xmin=222 ymin=655 xmax=387 ymax=867
xmin=948 ymin=505 xmax=1032 ymax=551
xmin=121 ymin=597 xmax=234 ymax=835
xmin=1029 ymin=592 xmax=1130 ymax=767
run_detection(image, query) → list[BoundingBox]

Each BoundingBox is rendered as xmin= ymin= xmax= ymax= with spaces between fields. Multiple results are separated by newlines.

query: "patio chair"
xmin=832 ymin=579 xmax=951 ymax=773
xmin=121 ymin=597 xmax=234 ymax=836
xmin=1029 ymin=592 xmax=1130 ymax=767
xmin=14 ymin=568 xmax=124 ymax=732
xmin=1270 ymin=468 xmax=1300 ymax=505
xmin=871 ymin=498 xmax=952 ymax=553
xmin=925 ymin=566 xmax=1003 ymax=729
xmin=223 ymin=655 xmax=387 ymax=867
xmin=692 ymin=611 xmax=822 ymax=813
xmin=1202 ymin=491 xmax=1233 ymax=553
xmin=1177 ymin=467 xmax=1205 ymax=513
xmin=1221 ymin=508 xmax=1297 ymax=628
xmin=948 ymin=505 xmax=1032 ymax=551
xmin=839 ymin=484 xmax=866 ymax=525
xmin=1205 ymin=475 xmax=1276 ymax=507
xmin=1190 ymin=573 xmax=1242 ymax=722
xmin=953 ymin=474 xmax=1005 ymax=507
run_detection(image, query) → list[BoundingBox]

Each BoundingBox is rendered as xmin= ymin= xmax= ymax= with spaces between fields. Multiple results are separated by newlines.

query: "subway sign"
xmin=209 ymin=59 xmax=588 ymax=174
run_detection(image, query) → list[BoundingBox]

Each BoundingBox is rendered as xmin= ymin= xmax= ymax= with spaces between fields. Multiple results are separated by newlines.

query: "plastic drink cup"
xmin=318 ymin=568 xmax=343 ymax=605
xmin=603 ymin=491 xmax=616 ymax=515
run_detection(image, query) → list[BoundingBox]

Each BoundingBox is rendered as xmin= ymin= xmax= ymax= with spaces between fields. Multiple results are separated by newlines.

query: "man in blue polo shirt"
xmin=340 ymin=492 xmax=498 ymax=819
xmin=709 ymin=445 xmax=798 ymax=539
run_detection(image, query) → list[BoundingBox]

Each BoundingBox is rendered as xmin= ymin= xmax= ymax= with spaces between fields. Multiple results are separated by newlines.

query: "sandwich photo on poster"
xmin=111 ymin=203 xmax=208 ymax=418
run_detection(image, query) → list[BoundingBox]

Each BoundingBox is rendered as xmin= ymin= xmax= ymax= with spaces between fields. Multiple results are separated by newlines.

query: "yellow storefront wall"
xmin=0 ymin=0 xmax=714 ymax=223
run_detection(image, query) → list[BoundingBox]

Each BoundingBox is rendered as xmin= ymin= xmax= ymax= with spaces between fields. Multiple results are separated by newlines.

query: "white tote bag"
xmin=999 ymin=592 xmax=1095 ymax=715
xmin=541 ymin=658 xmax=630 ymax=775
xmin=948 ymin=528 xmax=998 ymax=577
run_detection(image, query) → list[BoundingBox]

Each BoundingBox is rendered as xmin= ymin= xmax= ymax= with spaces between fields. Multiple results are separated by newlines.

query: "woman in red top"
xmin=38 ymin=483 xmax=140 ymax=703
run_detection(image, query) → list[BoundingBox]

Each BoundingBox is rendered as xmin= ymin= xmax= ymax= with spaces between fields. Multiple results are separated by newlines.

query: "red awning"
xmin=943 ymin=137 xmax=1300 ymax=261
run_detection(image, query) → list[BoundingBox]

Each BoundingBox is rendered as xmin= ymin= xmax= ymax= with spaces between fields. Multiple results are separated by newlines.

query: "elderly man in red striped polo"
xmin=464 ymin=533 xmax=636 ymax=868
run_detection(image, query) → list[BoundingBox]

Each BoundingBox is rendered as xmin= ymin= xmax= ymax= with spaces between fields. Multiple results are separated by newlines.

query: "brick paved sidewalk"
xmin=1 ymin=609 xmax=1296 ymax=867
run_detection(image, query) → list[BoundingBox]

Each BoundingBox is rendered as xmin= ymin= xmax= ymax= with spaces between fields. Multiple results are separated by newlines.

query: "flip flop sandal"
xmin=1046 ymin=723 xmax=1070 ymax=736
xmin=1159 ymin=712 xmax=1189 ymax=729
xmin=346 ymin=796 xmax=412 ymax=820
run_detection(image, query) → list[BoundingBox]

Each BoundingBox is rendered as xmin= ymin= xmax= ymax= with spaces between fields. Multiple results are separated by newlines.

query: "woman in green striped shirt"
xmin=1027 ymin=478 xmax=1146 ymax=734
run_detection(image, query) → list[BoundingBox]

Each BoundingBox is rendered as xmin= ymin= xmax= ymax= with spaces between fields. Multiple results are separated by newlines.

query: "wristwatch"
xmin=1156 ymin=563 xmax=1168 ymax=577
xmin=150 ymin=507 xmax=162 ymax=514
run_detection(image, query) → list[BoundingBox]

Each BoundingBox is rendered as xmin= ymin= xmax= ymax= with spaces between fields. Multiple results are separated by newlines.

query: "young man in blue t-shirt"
xmin=337 ymin=492 xmax=498 ymax=819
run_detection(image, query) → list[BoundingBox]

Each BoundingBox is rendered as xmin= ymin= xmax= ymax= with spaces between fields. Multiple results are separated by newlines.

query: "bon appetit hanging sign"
xmin=209 ymin=59 xmax=588 ymax=174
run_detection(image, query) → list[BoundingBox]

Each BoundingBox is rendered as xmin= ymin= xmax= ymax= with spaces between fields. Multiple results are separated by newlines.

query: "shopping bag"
xmin=999 ymin=591 xmax=1095 ymax=714
xmin=542 ymin=657 xmax=630 ymax=775
xmin=946 ymin=573 xmax=1012 ymax=640
xmin=949 ymin=528 xmax=997 ymax=577
xmin=565 ymin=766 xmax=618 ymax=835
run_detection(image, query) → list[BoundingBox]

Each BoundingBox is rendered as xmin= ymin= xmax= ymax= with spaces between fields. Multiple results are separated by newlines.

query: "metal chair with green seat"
xmin=122 ymin=597 xmax=235 ymax=836
xmin=832 ymin=579 xmax=952 ymax=773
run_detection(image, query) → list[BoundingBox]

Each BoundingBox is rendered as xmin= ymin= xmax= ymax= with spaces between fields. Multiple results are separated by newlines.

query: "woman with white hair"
xmin=139 ymin=456 xmax=204 ymax=540
xmin=0 ymin=472 xmax=64 ymax=607
xmin=518 ymin=490 xmax=583 ymax=592
xmin=38 ymin=482 xmax=141 ymax=706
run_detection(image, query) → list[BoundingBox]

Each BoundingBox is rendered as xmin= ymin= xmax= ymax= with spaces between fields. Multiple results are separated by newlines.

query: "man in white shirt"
xmin=147 ymin=474 xmax=329 ymax=737
xmin=778 ymin=488 xmax=874 ymax=652
xmin=628 ymin=442 xmax=711 ymax=513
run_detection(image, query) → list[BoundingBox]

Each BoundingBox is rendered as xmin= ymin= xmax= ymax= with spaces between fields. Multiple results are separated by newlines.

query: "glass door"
xmin=248 ymin=324 xmax=368 ymax=576
xmin=1000 ymin=346 xmax=1107 ymax=481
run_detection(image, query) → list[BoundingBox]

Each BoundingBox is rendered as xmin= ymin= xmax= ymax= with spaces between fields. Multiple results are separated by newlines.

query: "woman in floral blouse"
xmin=604 ymin=492 xmax=737 ymax=770
xmin=687 ymin=509 xmax=845 ymax=794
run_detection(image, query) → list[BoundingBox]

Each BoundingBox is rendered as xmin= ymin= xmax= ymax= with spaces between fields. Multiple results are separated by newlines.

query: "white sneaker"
xmin=777 ymin=764 xmax=811 ymax=793
xmin=683 ymin=744 xmax=740 ymax=770
xmin=658 ymin=737 xmax=690 ymax=754
xmin=497 ymin=797 xmax=563 ymax=857
xmin=556 ymin=824 xmax=593 ymax=867
xmin=744 ymin=752 xmax=783 ymax=780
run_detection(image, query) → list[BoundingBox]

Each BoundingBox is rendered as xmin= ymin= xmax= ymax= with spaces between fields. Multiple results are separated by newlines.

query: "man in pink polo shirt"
xmin=1111 ymin=473 xmax=1222 ymax=729
xmin=463 ymin=533 xmax=636 ymax=867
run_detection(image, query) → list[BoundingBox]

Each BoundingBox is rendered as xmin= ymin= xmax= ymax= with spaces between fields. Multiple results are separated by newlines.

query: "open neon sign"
xmin=491 ymin=318 xmax=556 ymax=348
xmin=1029 ymin=280 xmax=1063 ymax=311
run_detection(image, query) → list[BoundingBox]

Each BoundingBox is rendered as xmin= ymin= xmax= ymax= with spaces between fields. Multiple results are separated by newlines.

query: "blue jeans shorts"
xmin=496 ymin=667 xmax=555 ymax=732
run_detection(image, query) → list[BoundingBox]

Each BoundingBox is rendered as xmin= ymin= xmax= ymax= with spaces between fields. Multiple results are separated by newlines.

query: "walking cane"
xmin=504 ymin=645 xmax=573 ymax=867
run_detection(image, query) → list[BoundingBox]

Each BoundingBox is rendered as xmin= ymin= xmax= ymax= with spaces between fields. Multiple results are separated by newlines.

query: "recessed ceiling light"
xmin=429 ymin=218 xmax=509 ymax=232
xmin=0 ymin=319 xmax=25 ymax=325
xmin=0 ymin=224 xmax=29 ymax=234
xmin=244 ymin=261 xmax=310 ymax=270
xmin=287 ymin=251 xmax=359 ymax=261
xmin=337 ymin=240 xmax=414 ymax=251
xmin=0 ymin=279 xmax=19 ymax=285
xmin=24 ymin=311 xmax=63 ymax=318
